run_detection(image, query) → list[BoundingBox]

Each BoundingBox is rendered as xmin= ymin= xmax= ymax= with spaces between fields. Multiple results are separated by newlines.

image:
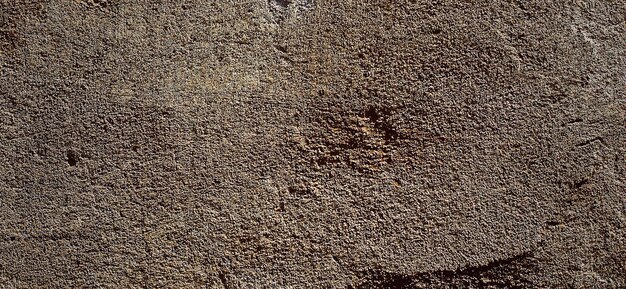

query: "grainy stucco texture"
xmin=1 ymin=0 xmax=624 ymax=288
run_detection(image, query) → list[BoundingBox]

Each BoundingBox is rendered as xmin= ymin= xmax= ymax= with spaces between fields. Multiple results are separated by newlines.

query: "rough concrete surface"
xmin=0 ymin=0 xmax=624 ymax=288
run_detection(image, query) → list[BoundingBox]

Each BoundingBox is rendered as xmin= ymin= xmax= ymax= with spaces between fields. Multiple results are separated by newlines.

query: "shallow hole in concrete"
xmin=269 ymin=0 xmax=290 ymax=8
xmin=66 ymin=150 xmax=78 ymax=166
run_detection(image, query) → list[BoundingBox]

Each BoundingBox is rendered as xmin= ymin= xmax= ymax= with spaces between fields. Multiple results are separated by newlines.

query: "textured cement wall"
xmin=1 ymin=0 xmax=624 ymax=288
